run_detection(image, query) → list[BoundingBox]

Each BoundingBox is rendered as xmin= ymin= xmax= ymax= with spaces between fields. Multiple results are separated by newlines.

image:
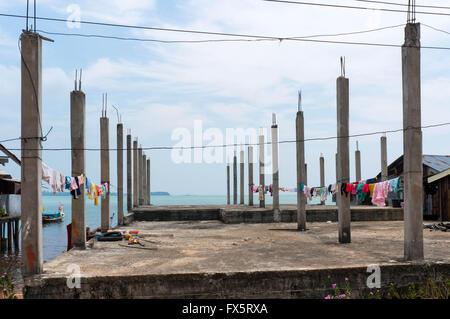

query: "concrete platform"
xmin=23 ymin=220 xmax=450 ymax=299
xmin=133 ymin=204 xmax=404 ymax=223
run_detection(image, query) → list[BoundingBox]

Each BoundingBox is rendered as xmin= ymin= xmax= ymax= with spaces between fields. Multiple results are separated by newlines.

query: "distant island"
xmin=151 ymin=192 xmax=170 ymax=196
xmin=43 ymin=191 xmax=170 ymax=196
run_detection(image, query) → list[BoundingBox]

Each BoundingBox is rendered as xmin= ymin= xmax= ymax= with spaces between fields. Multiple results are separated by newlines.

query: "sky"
xmin=0 ymin=0 xmax=449 ymax=196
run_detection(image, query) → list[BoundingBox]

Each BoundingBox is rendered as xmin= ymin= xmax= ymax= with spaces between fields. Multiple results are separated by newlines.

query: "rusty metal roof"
xmin=422 ymin=155 xmax=450 ymax=173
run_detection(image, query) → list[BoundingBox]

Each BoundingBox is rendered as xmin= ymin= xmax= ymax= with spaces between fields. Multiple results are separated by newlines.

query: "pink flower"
xmin=345 ymin=277 xmax=349 ymax=281
xmin=332 ymin=283 xmax=337 ymax=288
xmin=339 ymin=294 xmax=346 ymax=298
xmin=325 ymin=295 xmax=331 ymax=299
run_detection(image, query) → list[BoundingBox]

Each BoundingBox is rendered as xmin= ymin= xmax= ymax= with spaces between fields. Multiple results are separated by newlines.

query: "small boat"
xmin=42 ymin=205 xmax=65 ymax=224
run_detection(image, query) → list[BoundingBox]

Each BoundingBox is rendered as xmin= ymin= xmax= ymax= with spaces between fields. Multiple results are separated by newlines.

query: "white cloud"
xmin=38 ymin=0 xmax=156 ymax=25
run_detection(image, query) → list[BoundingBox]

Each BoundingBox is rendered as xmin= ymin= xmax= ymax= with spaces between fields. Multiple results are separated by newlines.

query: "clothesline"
xmin=250 ymin=176 xmax=401 ymax=207
xmin=41 ymin=162 xmax=109 ymax=206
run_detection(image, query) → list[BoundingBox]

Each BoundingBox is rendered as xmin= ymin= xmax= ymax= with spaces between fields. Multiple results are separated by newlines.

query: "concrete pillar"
xmin=381 ymin=135 xmax=388 ymax=181
xmin=126 ymin=133 xmax=132 ymax=212
xmin=402 ymin=23 xmax=424 ymax=260
xmin=20 ymin=31 xmax=43 ymax=275
xmin=147 ymin=159 xmax=151 ymax=205
xmin=305 ymin=163 xmax=308 ymax=186
xmin=233 ymin=154 xmax=237 ymax=205
xmin=227 ymin=165 xmax=230 ymax=205
xmin=117 ymin=123 xmax=124 ymax=225
xmin=272 ymin=116 xmax=280 ymax=222
xmin=100 ymin=117 xmax=110 ymax=232
xmin=296 ymin=111 xmax=306 ymax=230
xmin=355 ymin=142 xmax=361 ymax=182
xmin=133 ymin=139 xmax=138 ymax=208
xmin=240 ymin=150 xmax=244 ymax=205
xmin=142 ymin=154 xmax=147 ymax=206
xmin=335 ymin=153 xmax=339 ymax=183
xmin=320 ymin=155 xmax=325 ymax=205
xmin=248 ymin=146 xmax=254 ymax=206
xmin=259 ymin=135 xmax=265 ymax=208
xmin=70 ymin=88 xmax=86 ymax=247
xmin=138 ymin=147 xmax=144 ymax=206
xmin=337 ymin=76 xmax=351 ymax=244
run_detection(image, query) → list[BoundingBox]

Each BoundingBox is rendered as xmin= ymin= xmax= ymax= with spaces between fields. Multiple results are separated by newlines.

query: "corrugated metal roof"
xmin=422 ymin=155 xmax=450 ymax=173
xmin=0 ymin=168 xmax=12 ymax=179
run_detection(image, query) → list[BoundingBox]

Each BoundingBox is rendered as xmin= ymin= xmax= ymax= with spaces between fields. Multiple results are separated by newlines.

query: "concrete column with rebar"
xmin=320 ymin=155 xmax=325 ymax=205
xmin=248 ymin=146 xmax=254 ymax=206
xmin=259 ymin=135 xmax=265 ymax=208
xmin=117 ymin=123 xmax=124 ymax=225
xmin=138 ymin=147 xmax=144 ymax=206
xmin=133 ymin=139 xmax=138 ymax=208
xmin=233 ymin=154 xmax=237 ymax=205
xmin=142 ymin=154 xmax=147 ymax=206
xmin=296 ymin=111 xmax=306 ymax=230
xmin=70 ymin=87 xmax=86 ymax=247
xmin=147 ymin=159 xmax=151 ymax=205
xmin=227 ymin=165 xmax=230 ymax=205
xmin=337 ymin=75 xmax=351 ymax=244
xmin=100 ymin=116 xmax=110 ymax=232
xmin=381 ymin=135 xmax=388 ymax=182
xmin=355 ymin=141 xmax=361 ymax=182
xmin=402 ymin=23 xmax=424 ymax=261
xmin=240 ymin=150 xmax=244 ymax=205
xmin=20 ymin=31 xmax=43 ymax=275
xmin=127 ymin=133 xmax=132 ymax=212
xmin=272 ymin=117 xmax=280 ymax=222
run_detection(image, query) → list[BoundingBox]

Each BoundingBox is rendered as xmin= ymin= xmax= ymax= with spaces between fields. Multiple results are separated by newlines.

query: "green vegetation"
xmin=326 ymin=275 xmax=450 ymax=299
xmin=0 ymin=272 xmax=17 ymax=299
xmin=367 ymin=275 xmax=450 ymax=299
xmin=0 ymin=207 xmax=7 ymax=217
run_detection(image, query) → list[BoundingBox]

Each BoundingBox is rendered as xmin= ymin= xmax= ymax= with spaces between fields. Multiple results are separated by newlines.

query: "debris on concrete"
xmin=424 ymin=223 xmax=450 ymax=232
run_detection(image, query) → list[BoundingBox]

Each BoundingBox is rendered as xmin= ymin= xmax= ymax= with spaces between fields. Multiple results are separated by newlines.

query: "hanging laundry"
xmin=331 ymin=184 xmax=337 ymax=195
xmin=357 ymin=184 xmax=367 ymax=202
xmin=320 ymin=187 xmax=327 ymax=202
xmin=351 ymin=183 xmax=358 ymax=195
xmin=369 ymin=184 xmax=375 ymax=197
xmin=372 ymin=182 xmax=387 ymax=207
xmin=41 ymin=163 xmax=65 ymax=194
xmin=64 ymin=176 xmax=71 ymax=190
xmin=389 ymin=177 xmax=401 ymax=193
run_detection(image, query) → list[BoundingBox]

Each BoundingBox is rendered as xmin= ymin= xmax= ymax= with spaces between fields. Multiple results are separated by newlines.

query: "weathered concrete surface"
xmin=100 ymin=117 xmax=110 ymax=232
xmin=23 ymin=221 xmax=450 ymax=299
xmin=133 ymin=139 xmax=138 ymax=208
xmin=240 ymin=150 xmax=244 ymax=205
xmin=272 ymin=124 xmax=280 ymax=221
xmin=355 ymin=149 xmax=361 ymax=182
xmin=117 ymin=123 xmax=124 ymax=225
xmin=233 ymin=155 xmax=237 ymax=205
xmin=296 ymin=111 xmax=306 ymax=231
xmin=226 ymin=165 xmax=230 ymax=205
xmin=248 ymin=146 xmax=254 ymax=206
xmin=221 ymin=205 xmax=404 ymax=224
xmin=380 ymin=136 xmax=388 ymax=182
xmin=126 ymin=134 xmax=132 ymax=212
xmin=70 ymin=90 xmax=86 ymax=247
xmin=337 ymin=76 xmax=351 ymax=243
xmin=402 ymin=23 xmax=424 ymax=261
xmin=138 ymin=148 xmax=144 ymax=206
xmin=133 ymin=205 xmax=403 ymax=223
xmin=320 ymin=156 xmax=325 ymax=205
xmin=134 ymin=205 xmax=223 ymax=221
xmin=20 ymin=31 xmax=43 ymax=275
xmin=259 ymin=135 xmax=265 ymax=208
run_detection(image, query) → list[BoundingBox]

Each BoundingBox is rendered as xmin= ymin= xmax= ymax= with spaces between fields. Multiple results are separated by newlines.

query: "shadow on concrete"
xmin=268 ymin=228 xmax=310 ymax=232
